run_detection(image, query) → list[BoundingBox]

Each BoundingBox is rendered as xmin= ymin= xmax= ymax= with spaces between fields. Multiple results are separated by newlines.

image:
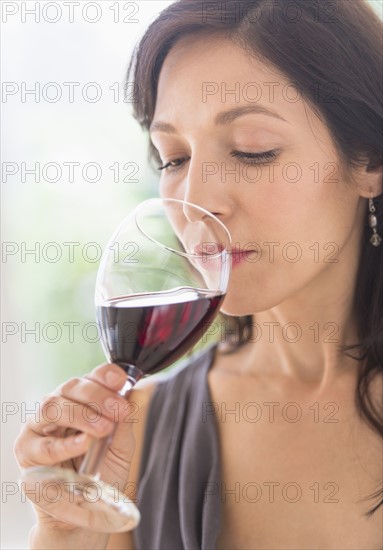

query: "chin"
xmin=220 ymin=296 xmax=256 ymax=317
xmin=220 ymin=289 xmax=283 ymax=317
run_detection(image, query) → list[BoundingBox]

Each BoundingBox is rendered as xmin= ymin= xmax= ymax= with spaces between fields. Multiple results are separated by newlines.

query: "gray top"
xmin=133 ymin=344 xmax=221 ymax=549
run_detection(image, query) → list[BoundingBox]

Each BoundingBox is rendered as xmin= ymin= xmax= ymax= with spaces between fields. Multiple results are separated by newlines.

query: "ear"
xmin=355 ymin=163 xmax=383 ymax=199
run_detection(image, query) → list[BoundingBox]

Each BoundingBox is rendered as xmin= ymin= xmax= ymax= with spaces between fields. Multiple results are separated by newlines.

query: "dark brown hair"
xmin=127 ymin=0 xmax=383 ymax=515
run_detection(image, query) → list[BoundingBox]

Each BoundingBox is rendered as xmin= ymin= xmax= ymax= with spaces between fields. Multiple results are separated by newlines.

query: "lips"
xmin=192 ymin=243 xmax=227 ymax=272
xmin=193 ymin=243 xmax=255 ymax=263
xmin=193 ymin=243 xmax=225 ymax=257
xmin=228 ymin=247 xmax=257 ymax=267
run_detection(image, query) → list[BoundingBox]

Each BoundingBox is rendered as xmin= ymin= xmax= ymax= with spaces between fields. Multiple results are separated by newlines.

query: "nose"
xmin=181 ymin=158 xmax=232 ymax=257
xmin=182 ymin=155 xmax=231 ymax=222
xmin=182 ymin=201 xmax=213 ymax=224
xmin=180 ymin=200 xmax=231 ymax=262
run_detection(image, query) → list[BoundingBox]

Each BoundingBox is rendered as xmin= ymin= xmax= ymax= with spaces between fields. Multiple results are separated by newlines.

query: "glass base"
xmin=19 ymin=466 xmax=141 ymax=533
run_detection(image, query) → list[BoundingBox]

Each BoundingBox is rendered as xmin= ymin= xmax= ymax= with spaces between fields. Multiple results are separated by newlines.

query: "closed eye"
xmin=157 ymin=149 xmax=278 ymax=173
xmin=158 ymin=157 xmax=190 ymax=172
xmin=231 ymin=150 xmax=278 ymax=164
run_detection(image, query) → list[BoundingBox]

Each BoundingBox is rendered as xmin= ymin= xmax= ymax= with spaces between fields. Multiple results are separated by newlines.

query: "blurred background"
xmin=1 ymin=0 xmax=382 ymax=547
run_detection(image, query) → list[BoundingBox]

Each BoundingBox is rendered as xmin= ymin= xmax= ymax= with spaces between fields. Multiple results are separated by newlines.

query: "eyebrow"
xmin=150 ymin=105 xmax=287 ymax=134
xmin=215 ymin=105 xmax=287 ymax=125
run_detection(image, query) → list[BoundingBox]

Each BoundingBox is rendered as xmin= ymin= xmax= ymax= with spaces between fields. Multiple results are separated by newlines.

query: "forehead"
xmin=153 ymin=34 xmax=320 ymax=136
xmin=160 ymin=34 xmax=282 ymax=77
xmin=158 ymin=35 xmax=289 ymax=99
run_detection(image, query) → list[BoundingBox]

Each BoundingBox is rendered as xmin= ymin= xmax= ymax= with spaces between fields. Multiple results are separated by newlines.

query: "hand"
xmin=14 ymin=363 xmax=137 ymax=531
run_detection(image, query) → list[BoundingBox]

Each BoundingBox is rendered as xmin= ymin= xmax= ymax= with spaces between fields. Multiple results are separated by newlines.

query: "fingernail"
xmin=106 ymin=370 xmax=122 ymax=385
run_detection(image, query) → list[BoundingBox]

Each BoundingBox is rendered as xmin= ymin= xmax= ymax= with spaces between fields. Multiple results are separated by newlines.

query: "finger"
xmin=57 ymin=373 xmax=134 ymax=424
xmin=15 ymin=428 xmax=91 ymax=469
xmin=27 ymin=395 xmax=116 ymax=438
xmin=86 ymin=364 xmax=140 ymax=422
xmin=85 ymin=363 xmax=128 ymax=391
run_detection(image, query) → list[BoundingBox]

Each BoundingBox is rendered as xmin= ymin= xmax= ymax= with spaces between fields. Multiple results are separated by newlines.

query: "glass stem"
xmin=78 ymin=364 xmax=143 ymax=478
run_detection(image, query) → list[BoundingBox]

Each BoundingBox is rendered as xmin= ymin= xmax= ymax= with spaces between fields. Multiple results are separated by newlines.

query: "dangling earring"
xmin=368 ymin=193 xmax=382 ymax=247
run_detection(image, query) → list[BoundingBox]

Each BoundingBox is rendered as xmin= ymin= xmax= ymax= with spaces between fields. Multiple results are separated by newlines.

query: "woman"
xmin=15 ymin=0 xmax=382 ymax=548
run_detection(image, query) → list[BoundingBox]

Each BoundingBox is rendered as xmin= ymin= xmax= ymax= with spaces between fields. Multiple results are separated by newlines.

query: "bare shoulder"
xmin=107 ymin=377 xmax=159 ymax=550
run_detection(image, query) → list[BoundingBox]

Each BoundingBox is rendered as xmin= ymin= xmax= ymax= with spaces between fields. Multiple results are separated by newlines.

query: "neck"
xmin=238 ymin=240 xmax=363 ymax=395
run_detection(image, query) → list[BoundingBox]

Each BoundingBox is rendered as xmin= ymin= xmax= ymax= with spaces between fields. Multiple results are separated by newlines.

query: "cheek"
xmin=239 ymin=160 xmax=353 ymax=248
xmin=159 ymin=177 xmax=185 ymax=201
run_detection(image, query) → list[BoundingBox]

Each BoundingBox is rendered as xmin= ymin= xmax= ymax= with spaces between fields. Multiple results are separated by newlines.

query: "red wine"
xmin=96 ymin=287 xmax=224 ymax=375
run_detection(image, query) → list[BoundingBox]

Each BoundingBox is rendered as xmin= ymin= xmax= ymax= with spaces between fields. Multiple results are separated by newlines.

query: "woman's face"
xmin=150 ymin=35 xmax=366 ymax=316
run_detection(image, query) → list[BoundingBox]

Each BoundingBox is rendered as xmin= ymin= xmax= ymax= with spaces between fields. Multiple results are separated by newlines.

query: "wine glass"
xmin=19 ymin=198 xmax=231 ymax=532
